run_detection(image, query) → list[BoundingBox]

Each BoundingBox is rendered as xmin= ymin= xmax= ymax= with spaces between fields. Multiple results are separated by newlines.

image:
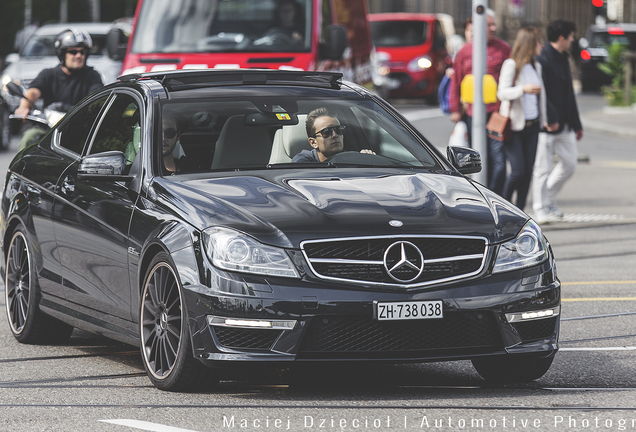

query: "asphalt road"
xmin=0 ymin=94 xmax=635 ymax=432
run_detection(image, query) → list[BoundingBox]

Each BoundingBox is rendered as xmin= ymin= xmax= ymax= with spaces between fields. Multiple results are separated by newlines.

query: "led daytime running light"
xmin=207 ymin=315 xmax=297 ymax=330
xmin=505 ymin=306 xmax=560 ymax=323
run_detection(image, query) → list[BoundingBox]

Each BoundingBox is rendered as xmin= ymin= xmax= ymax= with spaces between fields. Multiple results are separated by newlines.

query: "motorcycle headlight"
xmin=202 ymin=227 xmax=299 ymax=278
xmin=407 ymin=56 xmax=432 ymax=72
xmin=1 ymin=74 xmax=12 ymax=87
xmin=493 ymin=220 xmax=548 ymax=273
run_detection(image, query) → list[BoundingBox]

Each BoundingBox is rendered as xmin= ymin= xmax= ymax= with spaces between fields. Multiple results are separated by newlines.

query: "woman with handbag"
xmin=496 ymin=27 xmax=554 ymax=210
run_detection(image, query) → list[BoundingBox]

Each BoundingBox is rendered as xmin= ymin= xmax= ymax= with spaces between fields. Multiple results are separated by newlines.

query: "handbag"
xmin=486 ymin=111 xmax=511 ymax=142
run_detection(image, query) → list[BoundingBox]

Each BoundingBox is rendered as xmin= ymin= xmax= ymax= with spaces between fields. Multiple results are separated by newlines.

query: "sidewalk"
xmin=580 ymin=105 xmax=636 ymax=138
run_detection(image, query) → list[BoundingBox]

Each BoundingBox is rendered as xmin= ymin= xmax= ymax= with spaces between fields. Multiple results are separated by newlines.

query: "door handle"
xmin=61 ymin=175 xmax=75 ymax=196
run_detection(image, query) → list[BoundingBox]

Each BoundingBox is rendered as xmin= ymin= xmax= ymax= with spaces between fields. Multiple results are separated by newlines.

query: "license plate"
xmin=375 ymin=300 xmax=443 ymax=321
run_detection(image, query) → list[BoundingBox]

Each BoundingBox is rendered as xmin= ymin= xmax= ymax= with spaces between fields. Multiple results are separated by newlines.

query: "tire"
xmin=0 ymin=103 xmax=10 ymax=151
xmin=139 ymin=253 xmax=218 ymax=391
xmin=471 ymin=354 xmax=555 ymax=384
xmin=5 ymin=225 xmax=74 ymax=344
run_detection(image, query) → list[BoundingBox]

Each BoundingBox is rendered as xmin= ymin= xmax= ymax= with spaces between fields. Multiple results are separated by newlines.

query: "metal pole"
xmin=91 ymin=0 xmax=101 ymax=22
xmin=24 ymin=0 xmax=32 ymax=28
xmin=60 ymin=0 xmax=68 ymax=23
xmin=472 ymin=0 xmax=488 ymax=185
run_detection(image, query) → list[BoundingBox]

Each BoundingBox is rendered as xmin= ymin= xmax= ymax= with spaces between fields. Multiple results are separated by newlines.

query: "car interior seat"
xmin=211 ymin=115 xmax=273 ymax=169
xmin=268 ymin=114 xmax=311 ymax=164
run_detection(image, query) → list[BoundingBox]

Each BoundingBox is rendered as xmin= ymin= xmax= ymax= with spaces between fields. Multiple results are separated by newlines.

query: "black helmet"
xmin=54 ymin=28 xmax=93 ymax=62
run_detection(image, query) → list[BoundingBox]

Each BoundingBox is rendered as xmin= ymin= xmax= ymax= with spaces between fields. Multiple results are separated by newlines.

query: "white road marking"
xmin=99 ymin=420 xmax=199 ymax=432
xmin=560 ymin=347 xmax=636 ymax=351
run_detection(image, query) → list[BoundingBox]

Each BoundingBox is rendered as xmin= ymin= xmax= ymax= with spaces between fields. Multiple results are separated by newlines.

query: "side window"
xmin=90 ymin=94 xmax=141 ymax=162
xmin=57 ymin=95 xmax=108 ymax=154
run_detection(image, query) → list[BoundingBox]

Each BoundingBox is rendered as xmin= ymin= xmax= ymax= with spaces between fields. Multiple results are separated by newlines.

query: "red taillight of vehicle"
xmin=607 ymin=27 xmax=625 ymax=35
xmin=592 ymin=0 xmax=603 ymax=7
xmin=581 ymin=49 xmax=592 ymax=60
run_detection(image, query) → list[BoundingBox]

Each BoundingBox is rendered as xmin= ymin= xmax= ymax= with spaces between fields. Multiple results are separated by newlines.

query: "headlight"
xmin=492 ymin=220 xmax=548 ymax=273
xmin=202 ymin=227 xmax=299 ymax=278
xmin=1 ymin=74 xmax=12 ymax=87
xmin=407 ymin=56 xmax=432 ymax=72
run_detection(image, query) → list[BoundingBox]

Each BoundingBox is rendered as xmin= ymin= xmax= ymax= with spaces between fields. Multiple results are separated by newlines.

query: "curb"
xmin=581 ymin=113 xmax=636 ymax=139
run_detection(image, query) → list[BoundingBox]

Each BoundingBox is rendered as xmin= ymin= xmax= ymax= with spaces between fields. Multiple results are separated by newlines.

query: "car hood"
xmin=157 ymin=170 xmax=526 ymax=248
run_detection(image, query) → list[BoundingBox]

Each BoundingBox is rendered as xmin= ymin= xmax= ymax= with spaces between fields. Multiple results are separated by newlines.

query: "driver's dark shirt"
xmin=29 ymin=64 xmax=103 ymax=108
xmin=291 ymin=148 xmax=322 ymax=162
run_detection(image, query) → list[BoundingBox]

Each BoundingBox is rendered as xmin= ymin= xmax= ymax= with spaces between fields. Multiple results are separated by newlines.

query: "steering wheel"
xmin=260 ymin=28 xmax=296 ymax=47
xmin=326 ymin=151 xmax=398 ymax=165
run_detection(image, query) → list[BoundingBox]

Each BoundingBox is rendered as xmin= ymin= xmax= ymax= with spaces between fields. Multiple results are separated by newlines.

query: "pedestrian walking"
xmin=532 ymin=20 xmax=583 ymax=223
xmin=496 ymin=27 xmax=554 ymax=211
xmin=449 ymin=10 xmax=510 ymax=195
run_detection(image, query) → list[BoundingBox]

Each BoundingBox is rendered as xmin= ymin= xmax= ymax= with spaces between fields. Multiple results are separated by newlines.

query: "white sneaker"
xmin=548 ymin=205 xmax=564 ymax=219
xmin=533 ymin=209 xmax=552 ymax=224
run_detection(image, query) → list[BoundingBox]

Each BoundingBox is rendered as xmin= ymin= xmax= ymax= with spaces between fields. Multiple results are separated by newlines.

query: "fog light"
xmin=207 ymin=315 xmax=296 ymax=330
xmin=505 ymin=306 xmax=560 ymax=323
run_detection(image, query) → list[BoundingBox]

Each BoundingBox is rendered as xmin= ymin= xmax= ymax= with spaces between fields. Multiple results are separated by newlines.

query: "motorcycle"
xmin=6 ymin=82 xmax=70 ymax=150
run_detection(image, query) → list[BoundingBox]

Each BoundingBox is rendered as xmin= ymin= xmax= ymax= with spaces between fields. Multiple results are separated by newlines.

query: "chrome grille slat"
xmin=301 ymin=235 xmax=488 ymax=288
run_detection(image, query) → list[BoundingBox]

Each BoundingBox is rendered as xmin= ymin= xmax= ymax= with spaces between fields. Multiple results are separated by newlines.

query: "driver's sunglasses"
xmin=313 ymin=125 xmax=346 ymax=138
xmin=163 ymin=127 xmax=178 ymax=139
xmin=66 ymin=49 xmax=86 ymax=56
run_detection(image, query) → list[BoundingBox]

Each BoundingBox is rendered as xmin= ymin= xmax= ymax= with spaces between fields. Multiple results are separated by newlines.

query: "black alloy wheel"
xmin=5 ymin=225 xmax=73 ymax=343
xmin=140 ymin=252 xmax=217 ymax=391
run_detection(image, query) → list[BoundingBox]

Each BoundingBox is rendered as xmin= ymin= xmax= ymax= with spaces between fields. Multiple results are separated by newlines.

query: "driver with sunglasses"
xmin=15 ymin=28 xmax=103 ymax=150
xmin=292 ymin=107 xmax=347 ymax=163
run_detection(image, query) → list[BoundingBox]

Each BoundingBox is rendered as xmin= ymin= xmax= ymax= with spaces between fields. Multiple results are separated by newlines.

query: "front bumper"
xmin=184 ymin=256 xmax=560 ymax=367
xmin=386 ymin=68 xmax=438 ymax=98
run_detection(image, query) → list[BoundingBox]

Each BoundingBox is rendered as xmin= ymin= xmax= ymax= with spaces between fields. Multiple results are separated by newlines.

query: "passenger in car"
xmin=162 ymin=113 xmax=189 ymax=173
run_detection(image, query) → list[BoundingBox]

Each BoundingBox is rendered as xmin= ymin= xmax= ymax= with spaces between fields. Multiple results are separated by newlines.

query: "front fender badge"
xmin=389 ymin=220 xmax=403 ymax=227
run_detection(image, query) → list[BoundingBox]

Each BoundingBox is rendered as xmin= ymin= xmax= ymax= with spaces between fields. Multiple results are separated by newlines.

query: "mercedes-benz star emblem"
xmin=383 ymin=241 xmax=424 ymax=283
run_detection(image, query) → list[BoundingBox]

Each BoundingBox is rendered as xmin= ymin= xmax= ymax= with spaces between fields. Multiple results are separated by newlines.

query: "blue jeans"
xmin=464 ymin=113 xmax=506 ymax=196
xmin=503 ymin=121 xmax=540 ymax=210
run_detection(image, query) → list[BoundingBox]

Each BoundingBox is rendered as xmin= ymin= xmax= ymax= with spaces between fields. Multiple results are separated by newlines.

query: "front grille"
xmin=298 ymin=312 xmax=501 ymax=358
xmin=388 ymin=72 xmax=411 ymax=85
xmin=302 ymin=236 xmax=487 ymax=287
xmin=512 ymin=317 xmax=558 ymax=342
xmin=212 ymin=327 xmax=282 ymax=350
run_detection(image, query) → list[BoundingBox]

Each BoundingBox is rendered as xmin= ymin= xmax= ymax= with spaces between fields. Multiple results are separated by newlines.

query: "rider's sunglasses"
xmin=66 ymin=49 xmax=86 ymax=56
xmin=313 ymin=125 xmax=346 ymax=138
xmin=163 ymin=127 xmax=178 ymax=139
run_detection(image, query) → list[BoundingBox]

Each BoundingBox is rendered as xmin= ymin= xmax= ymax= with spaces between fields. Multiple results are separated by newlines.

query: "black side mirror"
xmin=322 ymin=25 xmax=348 ymax=60
xmin=447 ymin=146 xmax=481 ymax=174
xmin=78 ymin=151 xmax=134 ymax=182
xmin=106 ymin=27 xmax=128 ymax=61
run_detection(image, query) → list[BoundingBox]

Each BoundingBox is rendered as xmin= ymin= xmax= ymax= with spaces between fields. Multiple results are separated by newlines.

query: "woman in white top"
xmin=497 ymin=27 xmax=554 ymax=211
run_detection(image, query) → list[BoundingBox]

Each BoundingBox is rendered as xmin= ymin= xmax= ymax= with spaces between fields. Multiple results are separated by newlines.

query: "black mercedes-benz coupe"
xmin=1 ymin=70 xmax=559 ymax=391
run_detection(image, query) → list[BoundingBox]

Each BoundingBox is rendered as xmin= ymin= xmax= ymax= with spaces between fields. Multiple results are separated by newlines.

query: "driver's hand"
xmin=360 ymin=149 xmax=376 ymax=155
xmin=15 ymin=105 xmax=30 ymax=120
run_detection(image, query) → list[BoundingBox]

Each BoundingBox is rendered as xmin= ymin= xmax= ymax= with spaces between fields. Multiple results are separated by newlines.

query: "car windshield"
xmin=21 ymin=33 xmax=107 ymax=57
xmin=591 ymin=30 xmax=636 ymax=49
xmin=370 ymin=20 xmax=428 ymax=47
xmin=131 ymin=0 xmax=312 ymax=54
xmin=158 ymin=91 xmax=441 ymax=175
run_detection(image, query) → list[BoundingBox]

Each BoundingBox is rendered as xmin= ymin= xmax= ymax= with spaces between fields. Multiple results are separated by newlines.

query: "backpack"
xmin=438 ymin=74 xmax=451 ymax=115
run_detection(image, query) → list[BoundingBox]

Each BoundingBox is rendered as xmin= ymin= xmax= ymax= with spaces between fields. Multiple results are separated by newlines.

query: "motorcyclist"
xmin=14 ymin=28 xmax=104 ymax=150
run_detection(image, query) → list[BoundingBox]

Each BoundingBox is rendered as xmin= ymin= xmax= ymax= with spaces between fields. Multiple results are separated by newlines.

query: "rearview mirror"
xmin=106 ymin=27 xmax=128 ymax=61
xmin=323 ymin=25 xmax=348 ymax=60
xmin=447 ymin=146 xmax=481 ymax=174
xmin=78 ymin=151 xmax=134 ymax=182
